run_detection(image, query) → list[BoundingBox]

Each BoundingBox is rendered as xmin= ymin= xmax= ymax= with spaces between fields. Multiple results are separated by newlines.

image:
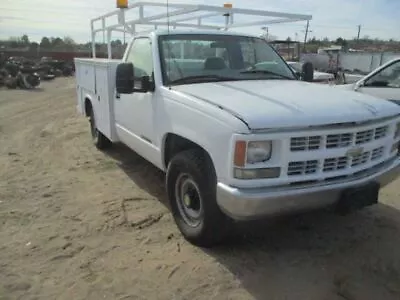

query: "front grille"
xmin=326 ymin=133 xmax=352 ymax=148
xmin=323 ymin=156 xmax=347 ymax=172
xmin=290 ymin=125 xmax=389 ymax=152
xmin=287 ymin=146 xmax=386 ymax=177
xmin=290 ymin=136 xmax=321 ymax=151
xmin=287 ymin=160 xmax=319 ymax=176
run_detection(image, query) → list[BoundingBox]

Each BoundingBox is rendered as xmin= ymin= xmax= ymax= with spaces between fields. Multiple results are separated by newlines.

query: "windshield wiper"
xmin=240 ymin=69 xmax=294 ymax=80
xmin=169 ymin=75 xmax=239 ymax=85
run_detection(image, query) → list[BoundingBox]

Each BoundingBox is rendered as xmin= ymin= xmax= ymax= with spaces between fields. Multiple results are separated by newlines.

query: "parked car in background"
xmin=337 ymin=57 xmax=400 ymax=104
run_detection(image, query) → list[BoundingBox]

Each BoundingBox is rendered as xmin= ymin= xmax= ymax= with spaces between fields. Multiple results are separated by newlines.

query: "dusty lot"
xmin=1 ymin=78 xmax=400 ymax=300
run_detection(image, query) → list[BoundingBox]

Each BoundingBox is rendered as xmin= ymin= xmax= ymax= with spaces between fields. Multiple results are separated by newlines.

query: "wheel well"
xmin=163 ymin=133 xmax=210 ymax=168
xmin=84 ymin=98 xmax=92 ymax=117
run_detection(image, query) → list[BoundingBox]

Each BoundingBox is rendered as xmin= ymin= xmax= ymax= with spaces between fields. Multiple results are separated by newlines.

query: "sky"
xmin=0 ymin=0 xmax=399 ymax=43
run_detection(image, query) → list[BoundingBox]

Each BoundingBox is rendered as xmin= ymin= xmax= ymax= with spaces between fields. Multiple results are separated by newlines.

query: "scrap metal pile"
xmin=0 ymin=56 xmax=74 ymax=90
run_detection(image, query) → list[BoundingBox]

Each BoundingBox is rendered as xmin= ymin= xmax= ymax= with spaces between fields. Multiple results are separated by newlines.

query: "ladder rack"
xmin=90 ymin=1 xmax=312 ymax=58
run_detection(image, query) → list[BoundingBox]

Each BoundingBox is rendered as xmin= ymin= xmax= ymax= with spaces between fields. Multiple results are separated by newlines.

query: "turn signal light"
xmin=234 ymin=141 xmax=246 ymax=167
xmin=223 ymin=3 xmax=233 ymax=8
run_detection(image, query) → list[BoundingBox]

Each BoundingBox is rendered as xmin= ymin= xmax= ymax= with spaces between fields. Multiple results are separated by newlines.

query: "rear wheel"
xmin=166 ymin=149 xmax=230 ymax=247
xmin=88 ymin=108 xmax=111 ymax=150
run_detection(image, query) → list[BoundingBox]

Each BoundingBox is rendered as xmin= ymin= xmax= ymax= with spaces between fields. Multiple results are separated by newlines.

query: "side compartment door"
xmin=114 ymin=37 xmax=158 ymax=158
xmin=357 ymin=59 xmax=400 ymax=103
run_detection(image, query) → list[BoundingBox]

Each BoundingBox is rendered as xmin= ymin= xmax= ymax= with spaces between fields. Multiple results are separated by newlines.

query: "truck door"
xmin=356 ymin=59 xmax=400 ymax=103
xmin=114 ymin=37 xmax=158 ymax=159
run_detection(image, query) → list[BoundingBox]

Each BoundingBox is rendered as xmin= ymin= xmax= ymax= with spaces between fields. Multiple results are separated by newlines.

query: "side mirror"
xmin=116 ymin=62 xmax=134 ymax=94
xmin=301 ymin=61 xmax=314 ymax=82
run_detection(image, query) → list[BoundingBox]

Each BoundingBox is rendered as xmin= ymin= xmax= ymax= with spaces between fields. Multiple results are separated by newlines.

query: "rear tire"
xmin=88 ymin=108 xmax=112 ymax=150
xmin=166 ymin=149 xmax=230 ymax=247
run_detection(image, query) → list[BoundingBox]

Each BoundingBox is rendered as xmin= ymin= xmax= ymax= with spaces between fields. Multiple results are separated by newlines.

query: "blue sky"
xmin=0 ymin=0 xmax=399 ymax=43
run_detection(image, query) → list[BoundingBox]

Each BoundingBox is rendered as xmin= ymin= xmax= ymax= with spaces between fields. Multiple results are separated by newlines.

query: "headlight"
xmin=246 ymin=141 xmax=272 ymax=164
xmin=233 ymin=140 xmax=273 ymax=167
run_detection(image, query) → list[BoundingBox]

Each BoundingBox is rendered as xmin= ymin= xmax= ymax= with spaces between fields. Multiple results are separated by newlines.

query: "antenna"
xmin=166 ymin=0 xmax=172 ymax=89
xmin=166 ymin=0 xmax=170 ymax=33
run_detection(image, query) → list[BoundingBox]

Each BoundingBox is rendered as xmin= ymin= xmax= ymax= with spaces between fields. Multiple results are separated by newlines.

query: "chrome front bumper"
xmin=216 ymin=158 xmax=400 ymax=221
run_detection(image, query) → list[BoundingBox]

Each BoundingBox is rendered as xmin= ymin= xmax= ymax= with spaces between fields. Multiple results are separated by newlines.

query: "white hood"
xmin=172 ymin=80 xmax=400 ymax=130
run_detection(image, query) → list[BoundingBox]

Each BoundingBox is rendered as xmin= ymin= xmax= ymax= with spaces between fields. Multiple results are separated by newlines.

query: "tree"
xmin=8 ymin=36 xmax=22 ymax=48
xmin=309 ymin=37 xmax=317 ymax=43
xmin=29 ymin=42 xmax=39 ymax=52
xmin=40 ymin=37 xmax=51 ymax=48
xmin=336 ymin=37 xmax=344 ymax=45
xmin=51 ymin=37 xmax=64 ymax=48
xmin=335 ymin=37 xmax=348 ymax=48
xmin=111 ymin=39 xmax=122 ymax=46
xmin=21 ymin=34 xmax=29 ymax=45
xmin=63 ymin=36 xmax=75 ymax=45
xmin=64 ymin=36 xmax=76 ymax=50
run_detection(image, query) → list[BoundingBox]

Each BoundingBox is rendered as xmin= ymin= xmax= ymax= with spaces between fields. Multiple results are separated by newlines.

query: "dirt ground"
xmin=1 ymin=78 xmax=400 ymax=300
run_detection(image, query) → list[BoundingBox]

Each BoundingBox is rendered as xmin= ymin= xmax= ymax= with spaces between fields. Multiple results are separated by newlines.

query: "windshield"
xmin=158 ymin=34 xmax=296 ymax=85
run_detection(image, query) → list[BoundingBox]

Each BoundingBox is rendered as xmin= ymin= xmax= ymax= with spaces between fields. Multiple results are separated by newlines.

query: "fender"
xmin=160 ymin=130 xmax=216 ymax=171
xmin=83 ymin=94 xmax=94 ymax=116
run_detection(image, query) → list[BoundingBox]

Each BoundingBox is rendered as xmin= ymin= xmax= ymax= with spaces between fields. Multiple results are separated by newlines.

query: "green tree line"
xmin=2 ymin=34 xmax=399 ymax=53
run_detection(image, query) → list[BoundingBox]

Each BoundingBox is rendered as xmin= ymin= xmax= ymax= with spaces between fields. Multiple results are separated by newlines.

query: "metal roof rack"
xmin=90 ymin=1 xmax=312 ymax=58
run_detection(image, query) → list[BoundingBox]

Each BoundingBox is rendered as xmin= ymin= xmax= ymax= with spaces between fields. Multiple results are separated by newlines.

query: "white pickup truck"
xmin=74 ymin=2 xmax=400 ymax=247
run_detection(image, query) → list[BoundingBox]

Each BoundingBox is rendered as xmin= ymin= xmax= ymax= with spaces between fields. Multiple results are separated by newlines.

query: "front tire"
xmin=166 ymin=149 xmax=230 ymax=247
xmin=88 ymin=109 xmax=112 ymax=150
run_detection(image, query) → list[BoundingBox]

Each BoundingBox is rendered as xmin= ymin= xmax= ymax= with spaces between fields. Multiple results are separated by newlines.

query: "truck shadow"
xmin=104 ymin=144 xmax=400 ymax=300
xmin=104 ymin=143 xmax=168 ymax=207
xmin=207 ymin=205 xmax=400 ymax=300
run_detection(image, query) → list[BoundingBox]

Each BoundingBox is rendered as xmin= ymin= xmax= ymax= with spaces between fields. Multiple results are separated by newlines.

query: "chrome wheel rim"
xmin=175 ymin=173 xmax=203 ymax=227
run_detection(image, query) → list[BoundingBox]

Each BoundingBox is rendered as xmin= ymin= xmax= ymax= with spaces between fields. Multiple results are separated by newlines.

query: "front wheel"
xmin=166 ymin=149 xmax=230 ymax=247
xmin=88 ymin=109 xmax=112 ymax=150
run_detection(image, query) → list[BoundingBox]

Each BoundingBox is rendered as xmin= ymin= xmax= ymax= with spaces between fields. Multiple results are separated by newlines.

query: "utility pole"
xmin=302 ymin=20 xmax=311 ymax=52
xmin=261 ymin=26 xmax=269 ymax=40
xmin=357 ymin=24 xmax=361 ymax=40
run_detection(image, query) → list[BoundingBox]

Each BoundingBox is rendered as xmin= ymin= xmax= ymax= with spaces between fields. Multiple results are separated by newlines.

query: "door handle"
xmin=116 ymin=93 xmax=120 ymax=99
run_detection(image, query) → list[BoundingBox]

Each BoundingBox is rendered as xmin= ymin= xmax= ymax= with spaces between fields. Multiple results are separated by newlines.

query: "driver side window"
xmin=365 ymin=61 xmax=400 ymax=88
xmin=126 ymin=38 xmax=154 ymax=82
